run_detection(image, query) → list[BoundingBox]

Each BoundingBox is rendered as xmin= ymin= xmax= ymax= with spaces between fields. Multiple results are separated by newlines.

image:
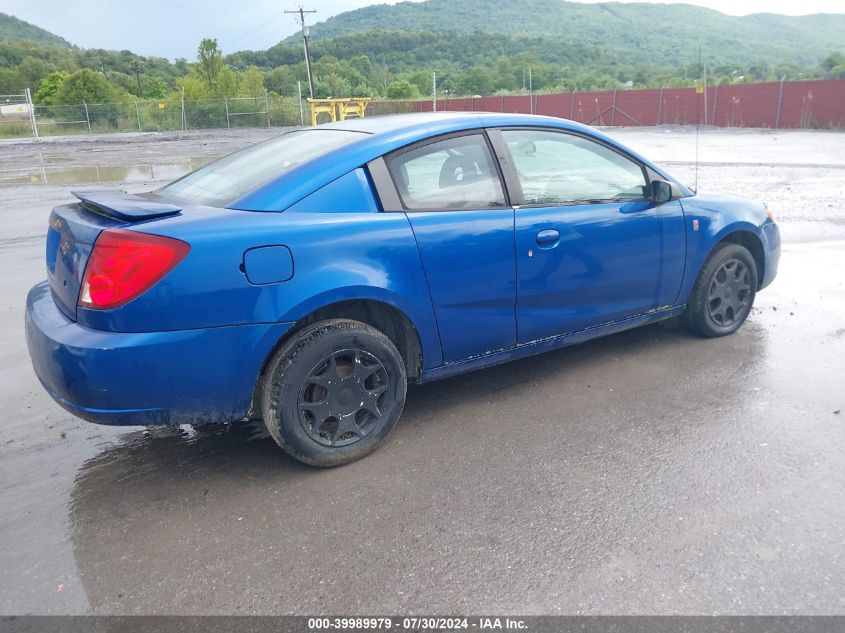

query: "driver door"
xmin=490 ymin=128 xmax=685 ymax=343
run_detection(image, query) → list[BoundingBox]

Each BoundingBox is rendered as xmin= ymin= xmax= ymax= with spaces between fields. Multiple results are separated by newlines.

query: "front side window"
xmin=158 ymin=129 xmax=365 ymax=207
xmin=388 ymin=134 xmax=506 ymax=211
xmin=501 ymin=129 xmax=647 ymax=205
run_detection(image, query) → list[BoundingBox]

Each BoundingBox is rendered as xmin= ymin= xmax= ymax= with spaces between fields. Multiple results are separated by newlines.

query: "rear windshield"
xmin=157 ymin=129 xmax=365 ymax=207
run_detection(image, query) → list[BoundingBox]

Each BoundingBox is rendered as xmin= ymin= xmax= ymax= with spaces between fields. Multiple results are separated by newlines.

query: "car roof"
xmin=317 ymin=111 xmax=594 ymax=136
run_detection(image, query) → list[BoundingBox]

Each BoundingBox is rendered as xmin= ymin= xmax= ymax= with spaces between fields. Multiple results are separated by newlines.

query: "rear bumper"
xmin=760 ymin=220 xmax=781 ymax=290
xmin=25 ymin=282 xmax=292 ymax=426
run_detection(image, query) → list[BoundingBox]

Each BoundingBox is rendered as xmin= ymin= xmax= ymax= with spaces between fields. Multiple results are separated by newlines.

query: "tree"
xmin=0 ymin=67 xmax=24 ymax=94
xmin=34 ymin=70 xmax=68 ymax=105
xmin=240 ymin=66 xmax=264 ymax=97
xmin=265 ymin=66 xmax=296 ymax=96
xmin=129 ymin=59 xmax=143 ymax=97
xmin=317 ymin=73 xmax=352 ymax=97
xmin=819 ymin=52 xmax=845 ymax=79
xmin=405 ymin=70 xmax=432 ymax=96
xmin=177 ymin=75 xmax=210 ymax=100
xmin=17 ymin=57 xmax=47 ymax=89
xmin=349 ymin=55 xmax=373 ymax=82
xmin=458 ymin=66 xmax=493 ymax=96
xmin=820 ymin=52 xmax=845 ymax=72
xmin=197 ymin=38 xmax=224 ymax=91
xmin=105 ymin=71 xmax=136 ymax=95
xmin=217 ymin=67 xmax=240 ymax=97
xmin=143 ymin=75 xmax=168 ymax=99
xmin=55 ymin=69 xmax=122 ymax=104
xmin=372 ymin=64 xmax=391 ymax=95
xmin=386 ymin=78 xmax=420 ymax=99
xmin=494 ymin=58 xmax=518 ymax=91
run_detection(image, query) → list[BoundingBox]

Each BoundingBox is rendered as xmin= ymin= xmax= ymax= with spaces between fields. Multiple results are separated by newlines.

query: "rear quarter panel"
xmin=76 ymin=170 xmax=444 ymax=370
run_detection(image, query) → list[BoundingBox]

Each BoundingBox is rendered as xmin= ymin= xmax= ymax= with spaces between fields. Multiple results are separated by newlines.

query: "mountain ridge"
xmin=279 ymin=0 xmax=845 ymax=67
xmin=0 ymin=12 xmax=73 ymax=48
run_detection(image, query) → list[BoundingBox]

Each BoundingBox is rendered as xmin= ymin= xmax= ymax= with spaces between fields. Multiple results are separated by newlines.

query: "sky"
xmin=4 ymin=0 xmax=845 ymax=60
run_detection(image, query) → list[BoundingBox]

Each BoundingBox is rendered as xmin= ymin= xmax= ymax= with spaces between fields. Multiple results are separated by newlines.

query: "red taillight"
xmin=79 ymin=229 xmax=189 ymax=310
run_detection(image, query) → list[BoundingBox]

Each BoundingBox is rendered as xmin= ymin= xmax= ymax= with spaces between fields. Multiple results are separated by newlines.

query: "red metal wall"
xmin=394 ymin=79 xmax=845 ymax=128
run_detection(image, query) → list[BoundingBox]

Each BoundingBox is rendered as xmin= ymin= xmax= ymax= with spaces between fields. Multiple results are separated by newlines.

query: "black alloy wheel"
xmin=298 ymin=349 xmax=390 ymax=447
xmin=262 ymin=319 xmax=407 ymax=467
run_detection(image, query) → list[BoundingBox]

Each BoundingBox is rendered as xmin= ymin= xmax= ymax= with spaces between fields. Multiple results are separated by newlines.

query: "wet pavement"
xmin=0 ymin=128 xmax=275 ymax=185
xmin=1 ymin=127 xmax=844 ymax=615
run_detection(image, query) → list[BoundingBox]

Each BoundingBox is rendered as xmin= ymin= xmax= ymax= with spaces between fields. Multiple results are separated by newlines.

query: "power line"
xmin=284 ymin=5 xmax=317 ymax=100
xmin=218 ymin=17 xmax=286 ymax=55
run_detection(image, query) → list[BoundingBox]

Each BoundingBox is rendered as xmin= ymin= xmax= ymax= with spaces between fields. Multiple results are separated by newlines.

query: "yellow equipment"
xmin=307 ymin=98 xmax=372 ymax=126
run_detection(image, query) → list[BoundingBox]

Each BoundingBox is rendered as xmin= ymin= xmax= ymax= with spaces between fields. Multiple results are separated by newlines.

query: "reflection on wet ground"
xmin=0 ymin=158 xmax=214 ymax=185
xmin=0 ymin=127 xmax=279 ymax=188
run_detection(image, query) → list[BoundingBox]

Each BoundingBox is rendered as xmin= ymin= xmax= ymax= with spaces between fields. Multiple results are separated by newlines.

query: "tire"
xmin=261 ymin=319 xmax=407 ymax=467
xmin=683 ymin=242 xmax=758 ymax=338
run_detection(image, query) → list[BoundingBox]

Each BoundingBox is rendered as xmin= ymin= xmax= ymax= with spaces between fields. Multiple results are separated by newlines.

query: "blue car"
xmin=26 ymin=113 xmax=780 ymax=466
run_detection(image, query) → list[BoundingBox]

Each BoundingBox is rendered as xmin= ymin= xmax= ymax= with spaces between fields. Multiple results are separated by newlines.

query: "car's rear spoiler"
xmin=72 ymin=189 xmax=182 ymax=222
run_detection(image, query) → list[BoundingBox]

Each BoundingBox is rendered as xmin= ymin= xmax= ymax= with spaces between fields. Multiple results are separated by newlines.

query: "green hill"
xmin=288 ymin=0 xmax=845 ymax=68
xmin=1 ymin=4 xmax=843 ymax=107
xmin=0 ymin=12 xmax=72 ymax=48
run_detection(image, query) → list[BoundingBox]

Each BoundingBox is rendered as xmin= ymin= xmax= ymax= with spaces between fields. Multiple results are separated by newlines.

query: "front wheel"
xmin=683 ymin=243 xmax=758 ymax=338
xmin=261 ymin=319 xmax=407 ymax=467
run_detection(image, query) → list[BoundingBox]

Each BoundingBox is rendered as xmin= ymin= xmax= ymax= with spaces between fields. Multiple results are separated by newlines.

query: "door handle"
xmin=535 ymin=229 xmax=561 ymax=248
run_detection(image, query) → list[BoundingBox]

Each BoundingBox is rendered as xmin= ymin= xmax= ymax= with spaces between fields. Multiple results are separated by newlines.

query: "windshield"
xmin=157 ymin=129 xmax=365 ymax=207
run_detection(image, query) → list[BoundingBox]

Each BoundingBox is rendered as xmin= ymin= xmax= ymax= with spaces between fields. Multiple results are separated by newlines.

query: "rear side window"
xmin=158 ymin=129 xmax=365 ymax=207
xmin=387 ymin=134 xmax=506 ymax=211
xmin=501 ymin=129 xmax=647 ymax=205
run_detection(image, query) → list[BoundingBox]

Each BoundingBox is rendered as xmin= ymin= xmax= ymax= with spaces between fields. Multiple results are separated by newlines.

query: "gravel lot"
xmin=1 ymin=124 xmax=843 ymax=615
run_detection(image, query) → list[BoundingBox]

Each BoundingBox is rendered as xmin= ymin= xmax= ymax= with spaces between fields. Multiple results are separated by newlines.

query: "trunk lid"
xmin=46 ymin=190 xmax=182 ymax=320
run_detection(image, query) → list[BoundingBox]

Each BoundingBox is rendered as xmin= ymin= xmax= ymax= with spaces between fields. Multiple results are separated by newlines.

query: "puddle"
xmin=0 ymin=157 xmax=215 ymax=185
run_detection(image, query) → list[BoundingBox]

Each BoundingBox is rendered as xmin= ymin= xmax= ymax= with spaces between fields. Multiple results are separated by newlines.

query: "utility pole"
xmin=528 ymin=66 xmax=533 ymax=114
xmin=285 ymin=6 xmax=317 ymax=100
xmin=180 ymin=86 xmax=186 ymax=131
xmin=297 ymin=80 xmax=304 ymax=125
xmin=432 ymin=71 xmax=437 ymax=112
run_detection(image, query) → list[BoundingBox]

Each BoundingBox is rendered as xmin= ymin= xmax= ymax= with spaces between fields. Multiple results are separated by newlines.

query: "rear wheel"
xmin=261 ymin=319 xmax=407 ymax=467
xmin=683 ymin=243 xmax=758 ymax=338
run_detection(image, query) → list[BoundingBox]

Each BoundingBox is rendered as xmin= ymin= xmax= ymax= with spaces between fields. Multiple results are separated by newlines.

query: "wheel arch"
xmin=714 ymin=228 xmax=766 ymax=289
xmin=248 ymin=298 xmax=424 ymax=419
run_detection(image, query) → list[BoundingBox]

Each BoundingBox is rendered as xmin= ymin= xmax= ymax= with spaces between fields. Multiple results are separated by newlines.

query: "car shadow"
xmin=401 ymin=318 xmax=690 ymax=427
xmin=72 ymin=318 xmax=694 ymax=480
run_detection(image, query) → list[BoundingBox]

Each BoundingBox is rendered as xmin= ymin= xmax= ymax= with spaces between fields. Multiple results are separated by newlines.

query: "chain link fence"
xmin=0 ymin=91 xmax=37 ymax=138
xmin=1 ymin=92 xmax=307 ymax=140
xmin=4 ymin=93 xmax=387 ymax=140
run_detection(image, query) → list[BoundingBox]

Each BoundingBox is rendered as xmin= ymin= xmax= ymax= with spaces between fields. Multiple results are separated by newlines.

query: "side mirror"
xmin=649 ymin=180 xmax=672 ymax=204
